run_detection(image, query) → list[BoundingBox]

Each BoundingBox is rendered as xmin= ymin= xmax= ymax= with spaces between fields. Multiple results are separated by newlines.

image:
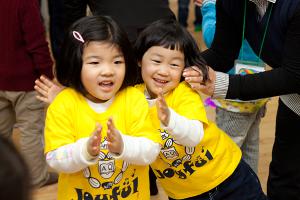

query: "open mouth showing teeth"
xmin=154 ymin=78 xmax=168 ymax=84
xmin=99 ymin=81 xmax=113 ymax=87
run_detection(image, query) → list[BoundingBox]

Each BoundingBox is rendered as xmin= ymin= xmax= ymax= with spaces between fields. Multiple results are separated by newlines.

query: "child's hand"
xmin=34 ymin=75 xmax=64 ymax=104
xmin=87 ymin=123 xmax=102 ymax=157
xmin=107 ymin=118 xmax=123 ymax=155
xmin=156 ymin=89 xmax=170 ymax=126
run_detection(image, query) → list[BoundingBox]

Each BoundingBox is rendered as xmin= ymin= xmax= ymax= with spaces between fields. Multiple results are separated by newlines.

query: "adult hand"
xmin=34 ymin=75 xmax=64 ymax=104
xmin=183 ymin=66 xmax=216 ymax=96
xmin=87 ymin=123 xmax=102 ymax=157
xmin=107 ymin=117 xmax=124 ymax=155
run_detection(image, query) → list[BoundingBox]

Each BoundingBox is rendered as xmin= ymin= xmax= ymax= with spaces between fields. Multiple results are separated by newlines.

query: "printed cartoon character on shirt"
xmin=159 ymin=129 xmax=197 ymax=167
xmin=83 ymin=137 xmax=134 ymax=190
xmin=156 ymin=128 xmax=214 ymax=180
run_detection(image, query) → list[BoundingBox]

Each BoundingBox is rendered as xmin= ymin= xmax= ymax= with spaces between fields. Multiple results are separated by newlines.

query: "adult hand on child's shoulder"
xmin=183 ymin=66 xmax=216 ymax=97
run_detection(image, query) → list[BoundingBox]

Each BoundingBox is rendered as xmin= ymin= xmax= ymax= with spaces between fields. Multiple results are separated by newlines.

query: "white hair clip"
xmin=72 ymin=31 xmax=84 ymax=43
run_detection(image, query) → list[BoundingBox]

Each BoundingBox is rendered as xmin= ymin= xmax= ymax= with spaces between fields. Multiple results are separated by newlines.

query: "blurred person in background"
xmin=0 ymin=0 xmax=57 ymax=187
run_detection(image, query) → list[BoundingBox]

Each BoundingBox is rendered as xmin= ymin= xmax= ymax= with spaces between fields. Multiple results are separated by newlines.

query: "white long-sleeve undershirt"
xmin=46 ymin=134 xmax=160 ymax=173
xmin=161 ymin=108 xmax=204 ymax=147
xmin=113 ymin=134 xmax=160 ymax=165
xmin=46 ymin=138 xmax=98 ymax=173
xmin=146 ymin=95 xmax=204 ymax=147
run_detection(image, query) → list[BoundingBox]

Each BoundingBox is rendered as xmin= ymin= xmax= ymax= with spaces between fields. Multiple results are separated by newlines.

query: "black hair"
xmin=0 ymin=137 xmax=31 ymax=200
xmin=56 ymin=15 xmax=138 ymax=95
xmin=134 ymin=19 xmax=208 ymax=84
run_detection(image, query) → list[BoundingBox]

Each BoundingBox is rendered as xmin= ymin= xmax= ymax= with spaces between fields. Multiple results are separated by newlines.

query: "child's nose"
xmin=100 ymin=65 xmax=114 ymax=76
xmin=157 ymin=65 xmax=169 ymax=76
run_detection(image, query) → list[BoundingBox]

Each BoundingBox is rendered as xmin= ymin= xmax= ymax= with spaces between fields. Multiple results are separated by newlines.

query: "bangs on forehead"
xmin=156 ymin=37 xmax=184 ymax=52
xmin=84 ymin=40 xmax=120 ymax=51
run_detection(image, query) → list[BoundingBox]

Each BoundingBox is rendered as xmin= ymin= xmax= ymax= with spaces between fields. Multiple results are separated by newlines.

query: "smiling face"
xmin=140 ymin=46 xmax=185 ymax=98
xmin=81 ymin=41 xmax=125 ymax=103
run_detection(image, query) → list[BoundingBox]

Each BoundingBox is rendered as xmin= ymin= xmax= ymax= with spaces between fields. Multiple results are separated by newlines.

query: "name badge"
xmin=234 ymin=60 xmax=265 ymax=74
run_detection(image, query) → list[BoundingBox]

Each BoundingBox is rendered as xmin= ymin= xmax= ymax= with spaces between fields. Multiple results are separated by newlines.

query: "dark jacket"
xmin=201 ymin=0 xmax=300 ymax=100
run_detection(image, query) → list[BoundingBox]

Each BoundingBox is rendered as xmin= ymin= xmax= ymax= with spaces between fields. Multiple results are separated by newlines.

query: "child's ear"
xmin=138 ymin=61 xmax=142 ymax=67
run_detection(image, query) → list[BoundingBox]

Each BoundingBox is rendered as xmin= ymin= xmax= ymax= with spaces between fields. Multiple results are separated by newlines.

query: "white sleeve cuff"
xmin=213 ymin=72 xmax=229 ymax=99
xmin=113 ymin=134 xmax=160 ymax=165
xmin=161 ymin=108 xmax=204 ymax=147
xmin=79 ymin=138 xmax=99 ymax=164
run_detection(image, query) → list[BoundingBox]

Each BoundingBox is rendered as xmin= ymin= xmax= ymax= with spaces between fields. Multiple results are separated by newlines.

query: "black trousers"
xmin=169 ymin=160 xmax=266 ymax=200
xmin=47 ymin=0 xmax=64 ymax=61
xmin=267 ymin=99 xmax=300 ymax=200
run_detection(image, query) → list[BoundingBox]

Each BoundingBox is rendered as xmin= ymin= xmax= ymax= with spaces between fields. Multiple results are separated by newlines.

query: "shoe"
xmin=42 ymin=172 xmax=58 ymax=187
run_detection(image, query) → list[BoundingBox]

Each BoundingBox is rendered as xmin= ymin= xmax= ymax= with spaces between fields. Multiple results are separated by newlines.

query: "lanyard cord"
xmin=241 ymin=0 xmax=273 ymax=62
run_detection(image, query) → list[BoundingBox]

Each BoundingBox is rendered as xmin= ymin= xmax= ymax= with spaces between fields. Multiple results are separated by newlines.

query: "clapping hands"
xmin=87 ymin=123 xmax=102 ymax=156
xmin=87 ymin=118 xmax=124 ymax=157
xmin=106 ymin=118 xmax=124 ymax=155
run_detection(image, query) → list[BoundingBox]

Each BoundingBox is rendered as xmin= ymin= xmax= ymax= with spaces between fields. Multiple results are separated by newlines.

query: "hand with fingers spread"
xmin=183 ymin=66 xmax=216 ymax=96
xmin=194 ymin=0 xmax=203 ymax=7
xmin=34 ymin=75 xmax=64 ymax=104
xmin=156 ymin=89 xmax=170 ymax=126
xmin=87 ymin=123 xmax=102 ymax=157
xmin=106 ymin=118 xmax=124 ymax=155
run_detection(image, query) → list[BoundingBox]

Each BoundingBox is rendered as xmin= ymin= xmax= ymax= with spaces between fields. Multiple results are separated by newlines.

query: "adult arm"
xmin=201 ymin=0 xmax=242 ymax=73
xmin=227 ymin=5 xmax=300 ymax=100
xmin=22 ymin=0 xmax=53 ymax=78
xmin=199 ymin=1 xmax=300 ymax=100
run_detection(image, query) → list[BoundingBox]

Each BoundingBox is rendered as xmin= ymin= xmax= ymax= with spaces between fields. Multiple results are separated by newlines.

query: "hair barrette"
xmin=72 ymin=31 xmax=85 ymax=43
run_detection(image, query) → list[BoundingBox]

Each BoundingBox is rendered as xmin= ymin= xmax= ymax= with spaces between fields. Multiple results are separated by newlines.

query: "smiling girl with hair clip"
xmin=42 ymin=15 xmax=161 ymax=200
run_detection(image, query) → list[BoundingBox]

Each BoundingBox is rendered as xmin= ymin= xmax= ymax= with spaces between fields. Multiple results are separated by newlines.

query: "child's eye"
xmin=114 ymin=60 xmax=124 ymax=64
xmin=170 ymin=63 xmax=180 ymax=68
xmin=152 ymin=60 xmax=161 ymax=64
xmin=89 ymin=62 xmax=99 ymax=65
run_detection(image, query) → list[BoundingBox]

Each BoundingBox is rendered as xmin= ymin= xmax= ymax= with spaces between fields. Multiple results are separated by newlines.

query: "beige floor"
xmin=30 ymin=0 xmax=277 ymax=199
